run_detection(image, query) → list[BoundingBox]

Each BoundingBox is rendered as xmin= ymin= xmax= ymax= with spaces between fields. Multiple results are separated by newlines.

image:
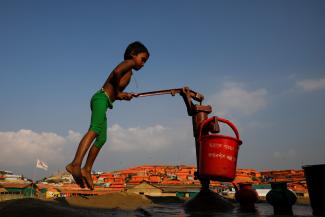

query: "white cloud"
xmin=0 ymin=125 xmax=197 ymax=176
xmin=273 ymin=149 xmax=297 ymax=159
xmin=296 ymin=78 xmax=325 ymax=92
xmin=0 ymin=129 xmax=79 ymax=167
xmin=0 ymin=125 xmax=193 ymax=168
xmin=208 ymin=82 xmax=267 ymax=116
xmin=66 ymin=130 xmax=82 ymax=143
xmin=107 ymin=124 xmax=182 ymax=152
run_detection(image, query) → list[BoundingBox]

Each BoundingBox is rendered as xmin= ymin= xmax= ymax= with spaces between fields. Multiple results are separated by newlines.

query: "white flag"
xmin=36 ymin=159 xmax=48 ymax=171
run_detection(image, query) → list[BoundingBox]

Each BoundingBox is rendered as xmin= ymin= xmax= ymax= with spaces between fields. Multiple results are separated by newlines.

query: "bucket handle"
xmin=198 ymin=116 xmax=242 ymax=143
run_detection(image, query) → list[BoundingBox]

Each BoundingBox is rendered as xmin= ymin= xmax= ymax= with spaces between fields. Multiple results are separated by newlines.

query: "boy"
xmin=66 ymin=41 xmax=149 ymax=190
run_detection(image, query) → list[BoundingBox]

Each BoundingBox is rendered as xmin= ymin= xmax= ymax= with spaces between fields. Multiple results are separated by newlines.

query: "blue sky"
xmin=1 ymin=0 xmax=325 ymax=179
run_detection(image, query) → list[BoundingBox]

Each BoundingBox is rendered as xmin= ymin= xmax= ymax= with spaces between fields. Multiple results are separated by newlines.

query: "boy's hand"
xmin=118 ymin=92 xmax=133 ymax=101
xmin=131 ymin=92 xmax=139 ymax=97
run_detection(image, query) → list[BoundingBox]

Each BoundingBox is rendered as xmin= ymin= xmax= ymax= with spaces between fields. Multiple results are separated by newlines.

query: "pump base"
xmin=184 ymin=188 xmax=234 ymax=212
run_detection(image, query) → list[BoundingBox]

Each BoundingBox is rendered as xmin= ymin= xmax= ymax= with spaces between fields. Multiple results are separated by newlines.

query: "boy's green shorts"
xmin=89 ymin=89 xmax=113 ymax=149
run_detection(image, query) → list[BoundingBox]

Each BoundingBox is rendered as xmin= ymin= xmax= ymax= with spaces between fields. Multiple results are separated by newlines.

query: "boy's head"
xmin=124 ymin=41 xmax=150 ymax=60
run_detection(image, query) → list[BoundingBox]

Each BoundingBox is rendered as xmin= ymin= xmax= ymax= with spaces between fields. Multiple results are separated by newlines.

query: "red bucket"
xmin=198 ymin=117 xmax=242 ymax=182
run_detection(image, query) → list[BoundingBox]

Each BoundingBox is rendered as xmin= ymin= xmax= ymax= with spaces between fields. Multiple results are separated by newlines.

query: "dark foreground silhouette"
xmin=0 ymin=192 xmax=154 ymax=217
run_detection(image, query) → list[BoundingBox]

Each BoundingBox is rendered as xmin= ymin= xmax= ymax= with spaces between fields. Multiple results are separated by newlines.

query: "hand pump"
xmin=133 ymin=86 xmax=220 ymax=188
xmin=133 ymin=86 xmax=242 ymax=211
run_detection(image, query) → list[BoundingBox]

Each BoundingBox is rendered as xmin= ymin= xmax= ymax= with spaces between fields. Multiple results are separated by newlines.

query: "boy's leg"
xmin=78 ymin=91 xmax=108 ymax=189
xmin=81 ymin=145 xmax=100 ymax=190
xmin=82 ymin=119 xmax=107 ymax=190
xmin=66 ymin=131 xmax=97 ymax=187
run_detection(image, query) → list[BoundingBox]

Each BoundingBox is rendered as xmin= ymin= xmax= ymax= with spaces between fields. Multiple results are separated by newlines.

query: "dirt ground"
xmin=0 ymin=192 xmax=155 ymax=217
xmin=63 ymin=192 xmax=153 ymax=209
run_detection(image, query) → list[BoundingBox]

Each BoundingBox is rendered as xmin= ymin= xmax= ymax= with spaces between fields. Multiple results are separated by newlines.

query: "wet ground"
xmin=0 ymin=198 xmax=313 ymax=217
xmin=147 ymin=203 xmax=313 ymax=217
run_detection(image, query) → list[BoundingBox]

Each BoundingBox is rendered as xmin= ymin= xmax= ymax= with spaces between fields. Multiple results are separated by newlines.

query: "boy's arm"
xmin=113 ymin=60 xmax=135 ymax=100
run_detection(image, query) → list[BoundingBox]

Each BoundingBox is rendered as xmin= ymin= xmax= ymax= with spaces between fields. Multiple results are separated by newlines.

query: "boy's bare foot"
xmin=81 ymin=168 xmax=94 ymax=190
xmin=65 ymin=163 xmax=85 ymax=188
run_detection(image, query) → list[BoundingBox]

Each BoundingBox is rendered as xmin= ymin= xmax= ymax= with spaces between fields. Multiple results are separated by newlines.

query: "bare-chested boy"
xmin=66 ymin=41 xmax=149 ymax=189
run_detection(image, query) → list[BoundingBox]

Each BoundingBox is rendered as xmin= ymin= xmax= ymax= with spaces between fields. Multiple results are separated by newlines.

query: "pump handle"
xmin=132 ymin=87 xmax=204 ymax=103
